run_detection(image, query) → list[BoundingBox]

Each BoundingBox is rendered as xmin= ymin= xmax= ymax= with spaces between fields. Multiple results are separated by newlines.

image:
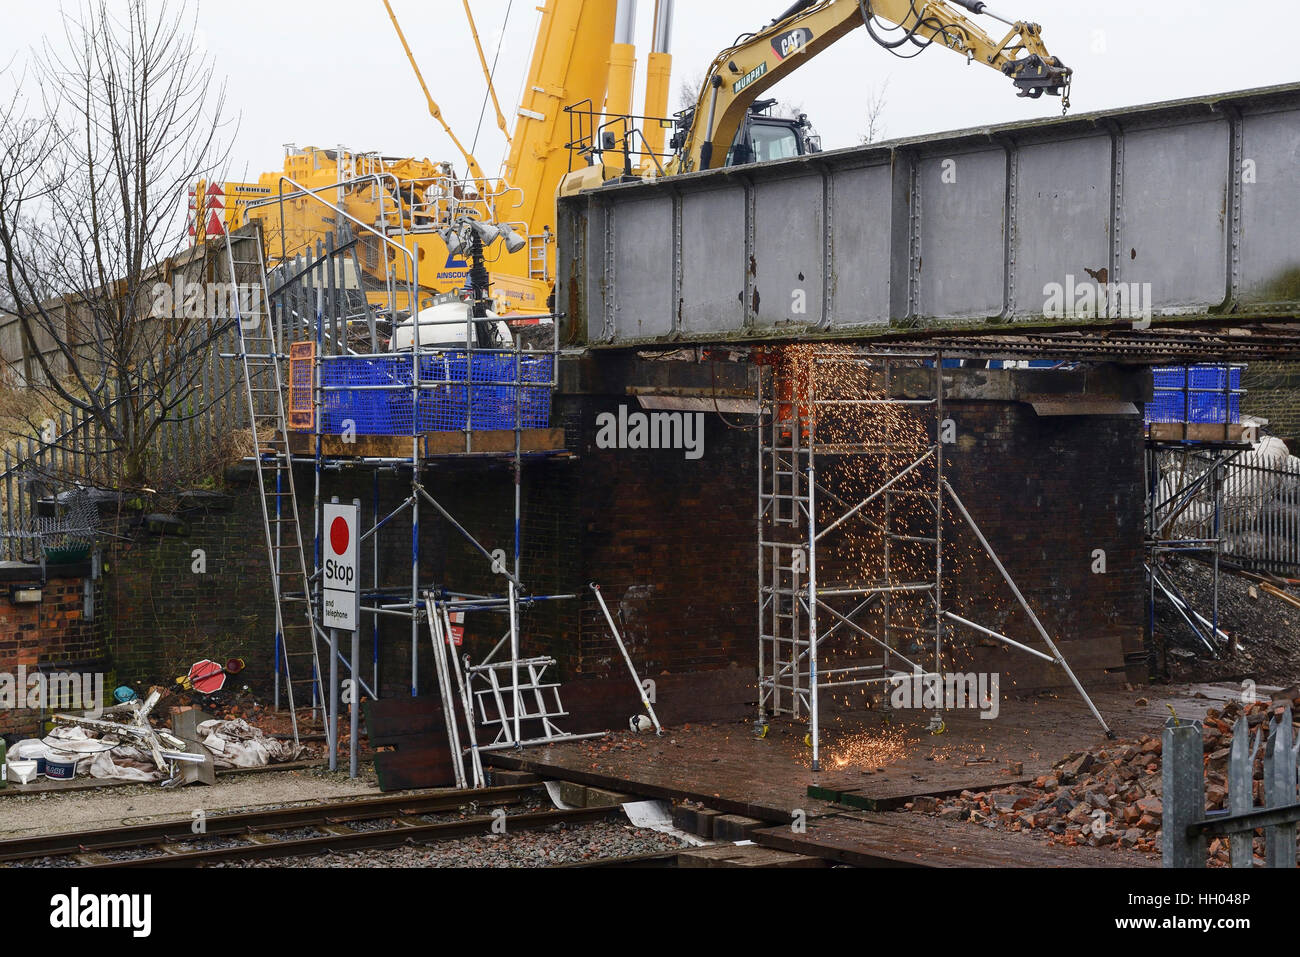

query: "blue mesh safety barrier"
xmin=312 ymin=353 xmax=552 ymax=436
xmin=1146 ymin=366 xmax=1243 ymax=425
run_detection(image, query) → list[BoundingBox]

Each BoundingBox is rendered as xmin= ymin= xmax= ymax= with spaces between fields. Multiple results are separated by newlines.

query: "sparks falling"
xmin=760 ymin=344 xmax=1033 ymax=729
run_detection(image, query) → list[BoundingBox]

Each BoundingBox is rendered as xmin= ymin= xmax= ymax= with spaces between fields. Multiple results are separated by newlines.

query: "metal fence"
xmin=1153 ymin=447 xmax=1300 ymax=577
xmin=1164 ymin=708 xmax=1300 ymax=868
xmin=0 ymin=348 xmax=249 ymax=564
xmin=1221 ymin=455 xmax=1300 ymax=575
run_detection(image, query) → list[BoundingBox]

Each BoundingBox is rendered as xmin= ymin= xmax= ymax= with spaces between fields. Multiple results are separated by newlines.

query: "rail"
xmin=0 ymin=784 xmax=616 ymax=868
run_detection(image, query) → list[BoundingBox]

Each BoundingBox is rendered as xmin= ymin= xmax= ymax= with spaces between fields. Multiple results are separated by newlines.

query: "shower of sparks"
xmin=812 ymin=724 xmax=917 ymax=771
xmin=762 ymin=343 xmax=1039 ymax=727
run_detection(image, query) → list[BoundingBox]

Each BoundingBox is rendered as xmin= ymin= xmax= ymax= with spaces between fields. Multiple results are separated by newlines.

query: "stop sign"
xmin=187 ymin=659 xmax=227 ymax=695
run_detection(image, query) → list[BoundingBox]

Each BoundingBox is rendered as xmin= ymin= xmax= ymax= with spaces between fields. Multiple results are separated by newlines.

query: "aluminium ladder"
xmin=222 ymin=228 xmax=326 ymax=747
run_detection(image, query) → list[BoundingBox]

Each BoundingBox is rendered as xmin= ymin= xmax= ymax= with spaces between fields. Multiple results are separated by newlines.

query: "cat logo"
xmin=772 ymin=27 xmax=813 ymax=60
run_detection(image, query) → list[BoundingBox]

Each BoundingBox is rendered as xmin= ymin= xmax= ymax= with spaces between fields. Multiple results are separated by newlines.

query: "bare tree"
xmin=678 ymin=71 xmax=707 ymax=114
xmin=860 ymin=78 xmax=891 ymax=145
xmin=0 ymin=75 xmax=65 ymax=388
xmin=0 ymin=0 xmax=231 ymax=487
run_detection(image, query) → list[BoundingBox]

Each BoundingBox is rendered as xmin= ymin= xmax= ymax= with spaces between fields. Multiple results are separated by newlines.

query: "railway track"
xmin=0 ymin=784 xmax=624 ymax=868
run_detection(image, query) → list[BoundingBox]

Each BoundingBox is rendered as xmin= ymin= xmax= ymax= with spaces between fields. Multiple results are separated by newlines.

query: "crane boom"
xmin=462 ymin=0 xmax=512 ymax=146
xmin=503 ymin=0 xmax=619 ymax=245
xmin=383 ymin=0 xmax=492 ymax=187
xmin=680 ymin=0 xmax=1071 ymax=172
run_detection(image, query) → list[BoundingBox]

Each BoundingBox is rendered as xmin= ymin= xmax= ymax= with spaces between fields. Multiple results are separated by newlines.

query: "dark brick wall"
xmin=81 ymin=359 xmax=1149 ymax=703
xmin=1242 ymin=361 xmax=1300 ymax=446
xmin=100 ymin=490 xmax=274 ymax=695
xmin=562 ymin=395 xmax=757 ymax=678
xmin=942 ymin=402 xmax=1147 ymax=686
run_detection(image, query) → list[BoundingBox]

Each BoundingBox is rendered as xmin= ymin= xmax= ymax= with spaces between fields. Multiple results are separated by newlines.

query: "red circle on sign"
xmin=330 ymin=516 xmax=350 ymax=555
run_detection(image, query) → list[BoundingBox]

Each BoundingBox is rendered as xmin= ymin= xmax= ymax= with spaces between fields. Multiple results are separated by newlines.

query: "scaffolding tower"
xmin=758 ymin=349 xmax=1113 ymax=771
xmin=226 ymin=170 xmax=595 ymax=783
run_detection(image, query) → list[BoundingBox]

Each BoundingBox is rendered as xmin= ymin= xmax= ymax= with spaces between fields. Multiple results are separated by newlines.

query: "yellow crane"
xmin=195 ymin=1 xmax=642 ymax=316
xmin=196 ymin=2 xmax=1066 ymax=317
xmin=382 ymin=0 xmax=493 ymax=190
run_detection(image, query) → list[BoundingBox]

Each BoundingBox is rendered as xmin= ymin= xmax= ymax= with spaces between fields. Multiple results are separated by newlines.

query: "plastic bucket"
xmin=44 ymin=756 xmax=77 ymax=780
xmin=11 ymin=740 xmax=48 ymax=776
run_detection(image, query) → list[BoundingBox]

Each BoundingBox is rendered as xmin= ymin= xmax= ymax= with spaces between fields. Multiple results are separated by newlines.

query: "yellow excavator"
xmin=562 ymin=0 xmax=1071 ymax=194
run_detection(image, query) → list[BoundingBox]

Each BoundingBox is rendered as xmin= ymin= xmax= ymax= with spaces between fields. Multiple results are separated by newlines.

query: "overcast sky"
xmin=5 ymin=0 xmax=1297 ymax=185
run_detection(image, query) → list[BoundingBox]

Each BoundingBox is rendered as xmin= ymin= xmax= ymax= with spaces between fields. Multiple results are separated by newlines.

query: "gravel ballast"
xmin=208 ymin=815 xmax=688 ymax=868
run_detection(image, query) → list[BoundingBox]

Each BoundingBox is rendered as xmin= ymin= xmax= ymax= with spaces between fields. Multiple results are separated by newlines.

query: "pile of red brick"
xmin=907 ymin=695 xmax=1300 ymax=864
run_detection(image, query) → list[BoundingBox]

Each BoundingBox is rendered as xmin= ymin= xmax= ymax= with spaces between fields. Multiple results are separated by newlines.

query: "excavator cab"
xmin=671 ymin=98 xmax=822 ymax=170
xmin=726 ymin=99 xmax=822 ymax=166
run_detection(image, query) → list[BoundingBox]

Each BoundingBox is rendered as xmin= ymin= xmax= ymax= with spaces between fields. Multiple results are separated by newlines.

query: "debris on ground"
xmin=1156 ymin=556 xmax=1300 ymax=684
xmin=198 ymin=719 xmax=307 ymax=769
xmin=17 ymin=727 xmax=164 ymax=783
xmin=904 ymin=694 xmax=1300 ymax=865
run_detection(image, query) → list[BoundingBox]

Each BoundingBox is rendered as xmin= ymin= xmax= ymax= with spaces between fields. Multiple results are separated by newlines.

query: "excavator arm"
xmin=678 ymin=0 xmax=1071 ymax=172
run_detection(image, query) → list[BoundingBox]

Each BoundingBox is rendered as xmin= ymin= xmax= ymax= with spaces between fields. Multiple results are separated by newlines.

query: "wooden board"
xmin=170 ymin=708 xmax=217 ymax=787
xmin=424 ymin=429 xmax=565 ymax=456
xmin=364 ymin=696 xmax=446 ymax=746
xmin=1147 ymin=422 xmax=1249 ymax=444
xmin=677 ymin=844 xmax=827 ymax=868
xmin=287 ymin=429 xmax=565 ymax=459
xmin=364 ymin=696 xmax=459 ymax=791
xmin=482 ymin=683 xmax=1247 ymax=867
xmin=373 ymin=741 xmax=457 ymax=792
xmin=809 ymin=775 xmax=1037 ymax=812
